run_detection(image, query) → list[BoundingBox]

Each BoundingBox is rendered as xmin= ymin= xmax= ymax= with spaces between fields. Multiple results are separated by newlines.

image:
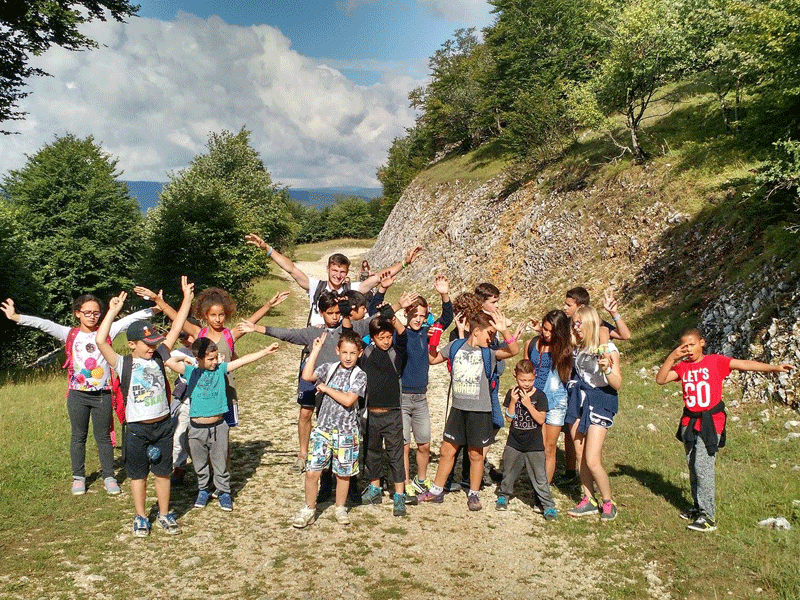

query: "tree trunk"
xmin=627 ymin=105 xmax=645 ymax=163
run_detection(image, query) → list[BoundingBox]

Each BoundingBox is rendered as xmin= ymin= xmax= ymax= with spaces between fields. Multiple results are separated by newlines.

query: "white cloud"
xmin=418 ymin=0 xmax=494 ymax=24
xmin=0 ymin=13 xmax=424 ymax=188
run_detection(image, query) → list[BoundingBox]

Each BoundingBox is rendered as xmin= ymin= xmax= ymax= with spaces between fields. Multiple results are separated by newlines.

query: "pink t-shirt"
xmin=672 ymin=354 xmax=732 ymax=434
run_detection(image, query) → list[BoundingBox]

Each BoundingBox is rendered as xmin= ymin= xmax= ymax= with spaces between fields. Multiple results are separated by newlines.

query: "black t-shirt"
xmin=503 ymin=387 xmax=548 ymax=452
xmin=360 ymin=333 xmax=406 ymax=409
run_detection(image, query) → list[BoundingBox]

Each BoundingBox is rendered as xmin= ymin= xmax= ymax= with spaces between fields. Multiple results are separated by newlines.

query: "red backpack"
xmin=63 ymin=327 xmax=125 ymax=436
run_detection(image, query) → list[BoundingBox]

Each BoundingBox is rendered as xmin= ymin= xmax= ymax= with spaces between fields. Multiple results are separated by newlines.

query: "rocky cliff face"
xmin=366 ymin=162 xmax=800 ymax=409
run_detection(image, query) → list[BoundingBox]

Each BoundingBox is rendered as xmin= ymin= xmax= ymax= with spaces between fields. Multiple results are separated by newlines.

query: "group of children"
xmin=2 ymin=237 xmax=793 ymax=536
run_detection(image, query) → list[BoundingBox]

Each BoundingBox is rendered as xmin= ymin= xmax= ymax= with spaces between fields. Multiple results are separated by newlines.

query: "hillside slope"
xmin=366 ymin=94 xmax=800 ymax=407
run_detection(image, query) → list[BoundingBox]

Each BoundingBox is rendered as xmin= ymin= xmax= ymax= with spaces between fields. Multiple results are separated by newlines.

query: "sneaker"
xmin=103 ymin=477 xmax=121 ymax=495
xmin=417 ymin=489 xmax=445 ymax=503
xmin=405 ymin=483 xmax=417 ymax=497
xmin=411 ymin=476 xmax=430 ymax=494
xmin=291 ymin=454 xmax=307 ymax=474
xmin=568 ymin=496 xmax=599 ymax=517
xmin=218 ymin=492 xmax=233 ymax=512
xmin=680 ymin=507 xmax=701 ymax=521
xmin=132 ymin=515 xmax=150 ymax=537
xmin=194 ymin=490 xmax=210 ymax=508
xmin=393 ymin=493 xmax=407 ymax=517
xmin=71 ymin=478 xmax=86 ymax=496
xmin=361 ymin=484 xmax=382 ymax=505
xmin=334 ymin=505 xmax=350 ymax=525
xmin=554 ymin=471 xmax=579 ymax=486
xmin=543 ymin=507 xmax=559 ymax=521
xmin=170 ymin=467 xmax=186 ymax=485
xmin=687 ymin=515 xmax=717 ymax=532
xmin=495 ymin=496 xmax=508 ymax=511
xmin=467 ymin=494 xmax=482 ymax=511
xmin=292 ymin=505 xmax=316 ymax=529
xmin=600 ymin=500 xmax=618 ymax=521
xmin=156 ymin=512 xmax=181 ymax=535
xmin=532 ymin=502 xmax=544 ymax=514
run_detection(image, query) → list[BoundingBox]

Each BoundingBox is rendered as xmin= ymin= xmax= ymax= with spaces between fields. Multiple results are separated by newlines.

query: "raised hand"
xmin=1 ymin=298 xmax=19 ymax=321
xmin=133 ymin=285 xmax=157 ymax=300
xmin=180 ymin=275 xmax=194 ymax=300
xmin=311 ymin=332 xmax=327 ymax=352
xmin=603 ymin=287 xmax=618 ymax=314
xmin=245 ymin=233 xmax=269 ymax=250
xmin=236 ymin=320 xmax=256 ymax=334
xmin=398 ymin=291 xmax=420 ymax=309
xmin=433 ymin=274 xmax=450 ymax=295
xmin=405 ymin=245 xmax=422 ymax=266
xmin=489 ymin=309 xmax=510 ymax=333
xmin=269 ymin=290 xmax=290 ymax=307
xmin=378 ymin=270 xmax=395 ymax=290
xmin=108 ymin=291 xmax=127 ymax=314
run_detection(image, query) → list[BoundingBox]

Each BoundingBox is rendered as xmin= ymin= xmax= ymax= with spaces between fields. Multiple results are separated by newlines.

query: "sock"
xmin=429 ymin=484 xmax=443 ymax=495
xmin=468 ymin=489 xmax=479 ymax=498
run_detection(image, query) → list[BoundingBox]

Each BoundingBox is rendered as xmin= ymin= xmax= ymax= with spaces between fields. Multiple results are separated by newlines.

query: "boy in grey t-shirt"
xmin=293 ymin=331 xmax=366 ymax=528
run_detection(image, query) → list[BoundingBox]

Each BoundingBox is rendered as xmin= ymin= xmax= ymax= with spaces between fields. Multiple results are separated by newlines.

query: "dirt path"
xmin=62 ymin=245 xmax=643 ymax=600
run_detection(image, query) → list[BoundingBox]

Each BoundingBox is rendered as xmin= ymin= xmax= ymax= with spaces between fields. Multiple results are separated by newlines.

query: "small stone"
xmin=180 ymin=556 xmax=202 ymax=569
xmin=86 ymin=574 xmax=105 ymax=583
xmin=784 ymin=420 xmax=800 ymax=429
xmin=647 ymin=423 xmax=658 ymax=432
xmin=646 ymin=572 xmax=662 ymax=586
xmin=637 ymin=405 xmax=644 ymax=410
xmin=731 ymin=416 xmax=740 ymax=422
xmin=770 ymin=464 xmax=777 ymax=469
xmin=786 ymin=433 xmax=800 ymax=441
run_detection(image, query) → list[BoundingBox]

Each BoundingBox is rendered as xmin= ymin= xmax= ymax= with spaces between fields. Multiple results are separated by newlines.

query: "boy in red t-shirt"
xmin=656 ymin=328 xmax=793 ymax=532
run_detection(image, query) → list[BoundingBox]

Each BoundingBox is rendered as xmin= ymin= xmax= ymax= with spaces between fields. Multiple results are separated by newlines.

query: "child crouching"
xmin=496 ymin=359 xmax=557 ymax=520
xmin=294 ymin=331 xmax=367 ymax=528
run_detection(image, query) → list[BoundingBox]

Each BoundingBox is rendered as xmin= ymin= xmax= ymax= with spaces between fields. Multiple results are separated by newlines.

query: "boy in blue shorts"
xmin=294 ymin=331 xmax=367 ymax=528
xmin=96 ymin=276 xmax=194 ymax=537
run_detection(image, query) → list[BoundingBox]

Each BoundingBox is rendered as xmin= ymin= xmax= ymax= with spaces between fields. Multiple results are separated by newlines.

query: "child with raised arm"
xmin=566 ymin=306 xmax=622 ymax=521
xmin=418 ymin=310 xmax=519 ymax=511
xmin=294 ymin=331 xmax=367 ymax=528
xmin=656 ymin=327 xmax=793 ymax=532
xmin=1 ymin=295 xmax=157 ymax=496
xmin=165 ymin=338 xmax=279 ymax=512
xmin=496 ymin=359 xmax=557 ymax=520
xmin=95 ymin=276 xmax=194 ymax=537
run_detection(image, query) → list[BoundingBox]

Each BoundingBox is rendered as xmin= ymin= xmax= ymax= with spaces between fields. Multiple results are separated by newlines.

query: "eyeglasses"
xmin=79 ymin=311 xmax=101 ymax=317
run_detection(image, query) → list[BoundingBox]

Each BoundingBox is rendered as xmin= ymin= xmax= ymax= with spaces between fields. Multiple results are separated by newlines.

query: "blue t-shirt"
xmin=185 ymin=363 xmax=230 ymax=418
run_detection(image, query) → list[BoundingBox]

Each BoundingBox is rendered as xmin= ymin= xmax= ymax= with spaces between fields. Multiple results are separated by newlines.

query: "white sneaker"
xmin=292 ymin=505 xmax=316 ymax=529
xmin=334 ymin=505 xmax=350 ymax=525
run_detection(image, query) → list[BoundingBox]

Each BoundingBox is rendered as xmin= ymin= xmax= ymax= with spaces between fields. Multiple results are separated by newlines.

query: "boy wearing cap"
xmin=96 ymin=277 xmax=194 ymax=537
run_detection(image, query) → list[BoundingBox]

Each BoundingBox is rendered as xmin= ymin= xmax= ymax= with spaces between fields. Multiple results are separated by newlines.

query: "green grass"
xmin=289 ymin=238 xmax=376 ymax=263
xmin=415 ymin=140 xmax=511 ymax=188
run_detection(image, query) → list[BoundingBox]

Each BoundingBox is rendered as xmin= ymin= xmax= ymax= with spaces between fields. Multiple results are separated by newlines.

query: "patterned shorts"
xmin=307 ymin=428 xmax=360 ymax=477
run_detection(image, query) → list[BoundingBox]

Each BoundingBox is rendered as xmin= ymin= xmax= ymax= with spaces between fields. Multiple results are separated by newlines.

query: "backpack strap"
xmin=62 ymin=327 xmax=80 ymax=370
xmin=307 ymin=279 xmax=329 ymax=326
xmin=198 ymin=326 xmax=208 ymax=338
xmin=120 ymin=354 xmax=134 ymax=406
xmin=221 ymin=328 xmax=235 ymax=353
xmin=447 ymin=337 xmax=467 ymax=366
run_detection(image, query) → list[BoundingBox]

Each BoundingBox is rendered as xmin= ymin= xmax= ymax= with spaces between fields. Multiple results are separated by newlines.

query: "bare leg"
xmin=570 ymin=421 xmax=591 ymax=497
xmin=403 ymin=443 xmax=411 ymax=485
xmin=304 ymin=470 xmax=323 ymax=508
xmin=468 ymin=447 xmax=484 ymax=492
xmin=154 ymin=475 xmax=171 ymax=515
xmin=335 ymin=475 xmax=350 ymax=507
xmin=432 ymin=441 xmax=458 ymax=488
xmin=131 ymin=478 xmax=147 ymax=517
xmin=543 ymin=424 xmax=561 ymax=483
xmin=583 ymin=425 xmax=611 ymax=500
xmin=298 ymin=407 xmax=313 ymax=457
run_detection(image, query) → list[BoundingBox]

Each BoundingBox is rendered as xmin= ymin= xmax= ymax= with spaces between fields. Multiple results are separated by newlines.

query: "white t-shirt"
xmin=113 ymin=346 xmax=170 ymax=422
xmin=306 ymin=277 xmax=349 ymax=327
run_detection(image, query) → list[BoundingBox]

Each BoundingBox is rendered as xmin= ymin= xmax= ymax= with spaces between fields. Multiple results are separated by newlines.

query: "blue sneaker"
xmin=218 ymin=492 xmax=233 ymax=512
xmin=156 ymin=512 xmax=181 ymax=535
xmin=132 ymin=515 xmax=150 ymax=537
xmin=496 ymin=496 xmax=508 ymax=511
xmin=543 ymin=507 xmax=558 ymax=521
xmin=361 ymin=484 xmax=382 ymax=505
xmin=194 ymin=489 xmax=210 ymax=508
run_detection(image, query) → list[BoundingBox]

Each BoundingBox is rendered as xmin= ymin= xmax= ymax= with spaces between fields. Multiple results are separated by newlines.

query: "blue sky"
xmin=0 ymin=0 xmax=494 ymax=188
xmin=136 ymin=0 xmax=494 ymax=85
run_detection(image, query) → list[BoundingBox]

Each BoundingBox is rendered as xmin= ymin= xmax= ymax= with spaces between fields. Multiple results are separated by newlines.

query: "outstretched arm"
xmin=234 ymin=291 xmax=291 ymax=342
xmin=163 ymin=277 xmax=195 ymax=350
xmin=358 ymin=245 xmax=422 ymax=293
xmin=729 ymin=359 xmax=794 ymax=373
xmin=133 ymin=285 xmax=203 ymax=338
xmin=227 ymin=343 xmax=280 ymax=372
xmin=2 ymin=298 xmax=72 ymax=341
xmin=246 ymin=233 xmax=310 ymax=291
xmin=96 ymin=292 xmax=127 ymax=369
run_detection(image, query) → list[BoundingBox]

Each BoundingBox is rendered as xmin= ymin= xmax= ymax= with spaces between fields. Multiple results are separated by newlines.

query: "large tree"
xmin=140 ymin=128 xmax=296 ymax=300
xmin=0 ymin=0 xmax=139 ymax=130
xmin=1 ymin=133 xmax=143 ymax=322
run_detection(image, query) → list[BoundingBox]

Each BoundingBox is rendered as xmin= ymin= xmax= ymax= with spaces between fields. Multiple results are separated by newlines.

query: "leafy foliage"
xmin=1 ymin=134 xmax=143 ymax=323
xmin=292 ymin=196 xmax=385 ymax=243
xmin=139 ymin=128 xmax=295 ymax=301
xmin=0 ymin=0 xmax=139 ymax=130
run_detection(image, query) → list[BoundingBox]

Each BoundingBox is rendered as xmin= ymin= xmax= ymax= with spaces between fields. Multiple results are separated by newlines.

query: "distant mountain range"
xmin=122 ymin=181 xmax=382 ymax=213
